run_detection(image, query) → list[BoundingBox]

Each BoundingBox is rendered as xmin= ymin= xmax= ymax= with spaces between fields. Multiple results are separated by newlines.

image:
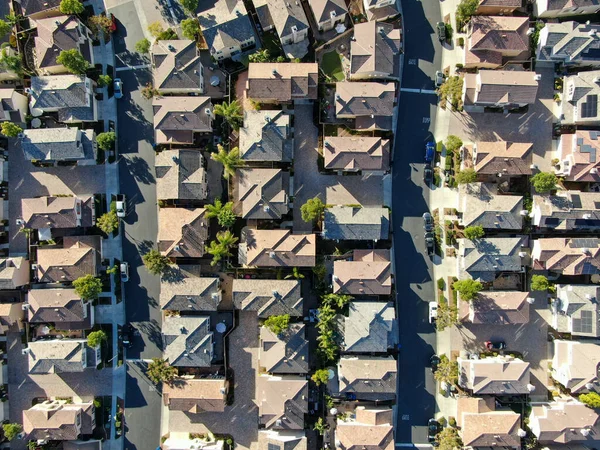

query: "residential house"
xmin=0 ymin=302 xmax=24 ymax=334
xmin=333 ymin=249 xmax=392 ymax=296
xmin=532 ymin=191 xmax=600 ymax=231
xmin=535 ymin=0 xmax=600 ymax=17
xmin=158 ymin=207 xmax=209 ymax=258
xmin=27 ymin=288 xmax=93 ymax=330
xmin=198 ymin=0 xmax=258 ymax=61
xmin=0 ymin=257 xmax=30 ymax=290
xmin=459 ymin=291 xmax=531 ymax=324
xmin=232 ymin=279 xmax=303 ymax=317
xmin=532 ymin=237 xmax=600 ymax=275
xmin=21 ymin=196 xmax=95 ymax=234
xmin=529 ymin=398 xmax=600 ymax=444
xmin=160 ymin=275 xmax=221 ymax=311
xmin=30 ymin=75 xmax=97 ymax=123
xmin=238 ymin=229 xmax=316 ymax=267
xmin=556 ymin=131 xmax=600 ymax=182
xmin=162 ymin=315 xmax=214 ymax=368
xmin=163 ymin=378 xmax=228 ymax=413
xmin=458 ymin=356 xmax=532 ymax=395
xmin=15 ymin=0 xmax=62 ymax=19
xmin=152 ymin=40 xmax=204 ymax=94
xmin=254 ymin=0 xmax=310 ymax=58
xmin=463 ymin=70 xmax=539 ymax=112
xmin=476 ymin=0 xmax=522 ymax=15
xmin=552 ymin=340 xmax=600 ymax=393
xmin=457 ymin=183 xmax=524 ymax=230
xmin=153 ymin=96 xmax=213 ymax=145
xmin=239 ymin=110 xmax=293 ymax=163
xmin=457 ymin=236 xmax=528 ymax=282
xmin=349 ymin=21 xmax=401 ymax=81
xmin=553 ymin=284 xmax=600 ymax=337
xmin=246 ymin=63 xmax=318 ymax=103
xmin=335 ymin=407 xmax=394 ymax=450
xmin=21 ymin=128 xmax=97 ymax=165
xmin=36 ymin=236 xmax=100 ymax=283
xmin=0 ymin=88 xmax=28 ymax=123
xmin=27 ymin=339 xmax=99 ymax=373
xmin=23 ymin=400 xmax=95 ymax=441
xmin=233 ymin=168 xmax=290 ymax=219
xmin=335 ymin=81 xmax=396 ymax=130
xmin=323 ymin=136 xmax=390 ymax=173
xmin=363 ymin=0 xmax=400 ymax=21
xmin=259 ymin=324 xmax=309 ymax=374
xmin=341 ymin=302 xmax=397 ymax=354
xmin=258 ymin=431 xmax=307 ymax=450
xmin=457 ymin=397 xmax=522 ymax=450
xmin=155 ymin=149 xmax=208 ymax=202
xmin=323 ymin=206 xmax=390 ymax=241
xmin=337 ymin=356 xmax=397 ymax=402
xmin=308 ymin=0 xmax=348 ymax=32
xmin=538 ymin=22 xmax=600 ymax=67
xmin=33 ymin=15 xmax=93 ymax=75
xmin=256 ymin=375 xmax=308 ymax=430
xmin=473 ymin=140 xmax=533 ymax=178
xmin=560 ymin=71 xmax=600 ymax=126
xmin=464 ymin=16 xmax=529 ymax=69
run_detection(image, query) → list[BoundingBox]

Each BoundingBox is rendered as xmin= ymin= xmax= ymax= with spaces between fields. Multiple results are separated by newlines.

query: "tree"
xmin=531 ymin=172 xmax=557 ymax=193
xmin=436 ymin=302 xmax=458 ymax=332
xmin=147 ymin=358 xmax=177 ymax=384
xmin=97 ymin=132 xmax=116 ymax=151
xmin=148 ymin=21 xmax=166 ymax=38
xmin=87 ymin=330 xmax=107 ymax=348
xmin=157 ymin=29 xmax=178 ymax=40
xmin=143 ymin=249 xmax=171 ymax=275
xmin=456 ymin=168 xmax=477 ymax=184
xmin=445 ymin=135 xmax=463 ymax=153
xmin=249 ymin=48 xmax=271 ymax=63
xmin=580 ymin=392 xmax=600 ymax=409
xmin=311 ymin=369 xmax=330 ymax=386
xmin=207 ymin=230 xmax=239 ymax=266
xmin=0 ymin=20 xmax=11 ymax=38
xmin=2 ymin=423 xmax=22 ymax=441
xmin=97 ymin=74 xmax=112 ymax=87
xmin=285 ymin=267 xmax=305 ymax=280
xmin=434 ymin=354 xmax=459 ymax=385
xmin=453 ymin=279 xmax=483 ymax=301
xmin=88 ymin=14 xmax=113 ymax=37
xmin=213 ymin=100 xmax=243 ymax=130
xmin=57 ymin=49 xmax=89 ymax=74
xmin=322 ymin=293 xmax=353 ymax=309
xmin=463 ymin=225 xmax=484 ymax=240
xmin=178 ymin=0 xmax=198 ymax=14
xmin=531 ymin=275 xmax=551 ymax=292
xmin=181 ymin=18 xmax=200 ymax=40
xmin=205 ymin=200 xmax=236 ymax=228
xmin=264 ymin=314 xmax=290 ymax=335
xmin=313 ymin=417 xmax=328 ymax=435
xmin=60 ymin=0 xmax=84 ymax=14
xmin=0 ymin=48 xmax=22 ymax=74
xmin=300 ymin=196 xmax=325 ymax=223
xmin=97 ymin=210 xmax=119 ymax=234
xmin=455 ymin=0 xmax=479 ymax=25
xmin=73 ymin=275 xmax=103 ymax=300
xmin=210 ymin=144 xmax=244 ymax=179
xmin=135 ymin=38 xmax=151 ymax=54
xmin=436 ymin=426 xmax=463 ymax=450
xmin=0 ymin=121 xmax=21 ymax=137
xmin=141 ymin=83 xmax=159 ymax=99
xmin=438 ymin=76 xmax=463 ymax=109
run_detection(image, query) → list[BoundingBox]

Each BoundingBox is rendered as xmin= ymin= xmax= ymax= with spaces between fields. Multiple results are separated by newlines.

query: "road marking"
xmin=422 ymin=117 xmax=431 ymax=124
xmin=115 ymin=64 xmax=150 ymax=72
xmin=395 ymin=444 xmax=433 ymax=448
xmin=402 ymin=414 xmax=410 ymax=420
xmin=408 ymin=59 xmax=417 ymax=65
xmin=421 ymin=89 xmax=437 ymax=95
xmin=400 ymin=88 xmax=438 ymax=95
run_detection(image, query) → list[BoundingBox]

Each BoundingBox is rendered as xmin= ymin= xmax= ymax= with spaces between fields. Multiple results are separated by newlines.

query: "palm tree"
xmin=206 ymin=199 xmax=226 ymax=218
xmin=323 ymin=293 xmax=353 ymax=309
xmin=285 ymin=267 xmax=305 ymax=280
xmin=213 ymin=100 xmax=243 ymax=130
xmin=216 ymin=230 xmax=238 ymax=249
xmin=210 ymin=145 xmax=244 ymax=179
xmin=207 ymin=231 xmax=239 ymax=266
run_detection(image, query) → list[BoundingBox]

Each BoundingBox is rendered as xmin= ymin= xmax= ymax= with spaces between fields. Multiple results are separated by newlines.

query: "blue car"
xmin=425 ymin=141 xmax=435 ymax=163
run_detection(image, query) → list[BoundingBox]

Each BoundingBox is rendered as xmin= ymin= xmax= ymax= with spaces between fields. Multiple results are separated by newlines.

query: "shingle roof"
xmin=561 ymin=71 xmax=600 ymax=125
xmin=530 ymin=399 xmax=600 ymax=444
xmin=22 ymin=196 xmax=94 ymax=229
xmin=458 ymin=356 xmax=531 ymax=394
xmin=473 ymin=70 xmax=539 ymax=105
xmin=546 ymin=0 xmax=600 ymax=11
xmin=247 ymin=63 xmax=318 ymax=102
xmin=160 ymin=276 xmax=221 ymax=311
xmin=335 ymin=82 xmax=395 ymax=130
xmin=153 ymin=96 xmax=212 ymax=144
xmin=323 ymin=206 xmax=389 ymax=241
xmin=28 ymin=339 xmax=90 ymax=374
xmin=474 ymin=140 xmax=533 ymax=175
xmin=33 ymin=15 xmax=90 ymax=70
xmin=23 ymin=400 xmax=94 ymax=441
xmin=466 ymin=16 xmax=529 ymax=65
xmin=27 ymin=288 xmax=89 ymax=329
xmin=254 ymin=0 xmax=309 ymax=38
xmin=152 ymin=40 xmax=202 ymax=92
xmin=198 ymin=0 xmax=256 ymax=54
xmin=19 ymin=0 xmax=61 ymax=16
xmin=158 ymin=208 xmax=208 ymax=258
xmin=36 ymin=238 xmax=98 ymax=283
xmin=552 ymin=340 xmax=600 ymax=394
xmin=336 ymin=409 xmax=394 ymax=450
xmin=308 ymin=0 xmax=348 ymax=23
xmin=21 ymin=128 xmax=96 ymax=162
xmin=533 ymin=191 xmax=600 ymax=230
xmin=233 ymin=168 xmax=290 ymax=219
xmin=323 ymin=136 xmax=390 ymax=171
xmin=459 ymin=236 xmax=527 ymax=282
xmin=458 ymin=183 xmax=523 ymax=230
xmin=558 ymin=131 xmax=600 ymax=181
xmin=258 ymin=431 xmax=307 ymax=450
xmin=30 ymin=75 xmax=94 ymax=122
xmin=239 ymin=229 xmax=316 ymax=267
xmin=350 ymin=21 xmax=401 ymax=79
xmin=257 ymin=375 xmax=308 ymax=430
xmin=259 ymin=324 xmax=309 ymax=374
xmin=239 ymin=110 xmax=293 ymax=162
xmin=532 ymin=237 xmax=600 ymax=275
xmin=0 ymin=257 xmax=29 ymax=290
xmin=338 ymin=356 xmax=397 ymax=402
xmin=163 ymin=378 xmax=226 ymax=413
xmin=155 ymin=149 xmax=207 ymax=201
xmin=333 ymin=249 xmax=392 ymax=296
xmin=162 ymin=315 xmax=213 ymax=367
xmin=341 ymin=302 xmax=397 ymax=353
xmin=232 ymin=279 xmax=303 ymax=317
xmin=460 ymin=291 xmax=530 ymax=324
xmin=0 ymin=89 xmax=26 ymax=122
xmin=461 ymin=408 xmax=521 ymax=448
xmin=556 ymin=284 xmax=600 ymax=337
xmin=539 ymin=22 xmax=600 ymax=64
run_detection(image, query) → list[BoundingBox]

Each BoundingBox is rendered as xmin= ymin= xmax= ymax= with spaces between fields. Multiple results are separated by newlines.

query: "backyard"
xmin=321 ymin=51 xmax=345 ymax=81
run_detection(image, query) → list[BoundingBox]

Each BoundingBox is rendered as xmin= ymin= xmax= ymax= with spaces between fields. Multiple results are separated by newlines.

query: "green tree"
xmin=181 ymin=18 xmax=200 ymax=40
xmin=580 ymin=392 xmax=600 ymax=409
xmin=463 ymin=225 xmax=484 ymax=240
xmin=264 ymin=314 xmax=290 ymax=335
xmin=313 ymin=417 xmax=328 ymax=435
xmin=143 ymin=249 xmax=171 ymax=275
xmin=453 ymin=279 xmax=483 ymax=301
xmin=322 ymin=293 xmax=353 ymax=309
xmin=438 ymin=76 xmax=463 ymax=109
xmin=455 ymin=0 xmax=479 ymax=25
xmin=148 ymin=21 xmax=166 ymax=38
xmin=97 ymin=210 xmax=119 ymax=234
xmin=97 ymin=132 xmax=116 ymax=151
xmin=178 ymin=0 xmax=198 ymax=14
xmin=531 ymin=275 xmax=551 ymax=292
xmin=27 ymin=441 xmax=38 ymax=450
xmin=300 ymin=196 xmax=324 ymax=223
xmin=436 ymin=302 xmax=458 ymax=331
xmin=147 ymin=358 xmax=177 ymax=384
xmin=73 ymin=274 xmax=103 ymax=300
xmin=436 ymin=426 xmax=463 ymax=450
xmin=0 ymin=20 xmax=11 ymax=38
xmin=456 ymin=168 xmax=477 ymax=184
xmin=213 ymin=100 xmax=243 ymax=130
xmin=157 ymin=29 xmax=178 ymax=40
xmin=97 ymin=74 xmax=112 ymax=87
xmin=205 ymin=200 xmax=236 ymax=227
xmin=141 ymin=83 xmax=159 ymax=99
xmin=87 ymin=330 xmax=107 ymax=348
xmin=2 ymin=423 xmax=22 ymax=441
xmin=57 ymin=49 xmax=89 ymax=74
xmin=207 ymin=230 xmax=239 ymax=266
xmin=434 ymin=354 xmax=459 ymax=385
xmin=249 ymin=48 xmax=271 ymax=63
xmin=285 ymin=267 xmax=305 ymax=280
xmin=88 ymin=14 xmax=113 ymax=37
xmin=445 ymin=135 xmax=463 ymax=153
xmin=531 ymin=172 xmax=558 ymax=193
xmin=0 ymin=48 xmax=22 ymax=74
xmin=210 ymin=145 xmax=244 ymax=179
xmin=311 ymin=369 xmax=330 ymax=386
xmin=0 ymin=121 xmax=21 ymax=137
xmin=135 ymin=38 xmax=151 ymax=54
xmin=60 ymin=0 xmax=84 ymax=14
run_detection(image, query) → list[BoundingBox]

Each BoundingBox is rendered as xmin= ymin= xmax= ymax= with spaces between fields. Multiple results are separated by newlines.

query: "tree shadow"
xmin=123 ymin=155 xmax=156 ymax=185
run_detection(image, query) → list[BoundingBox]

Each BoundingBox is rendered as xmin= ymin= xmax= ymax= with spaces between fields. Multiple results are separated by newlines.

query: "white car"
xmin=435 ymin=70 xmax=444 ymax=87
xmin=120 ymin=262 xmax=129 ymax=282
xmin=114 ymin=78 xmax=123 ymax=99
xmin=115 ymin=195 xmax=126 ymax=218
xmin=428 ymin=302 xmax=438 ymax=324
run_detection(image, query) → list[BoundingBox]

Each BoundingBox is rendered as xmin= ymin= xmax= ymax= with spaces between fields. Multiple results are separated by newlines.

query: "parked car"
xmin=429 ymin=302 xmax=438 ymax=324
xmin=428 ymin=418 xmax=441 ymax=444
xmin=115 ymin=194 xmax=126 ymax=218
xmin=425 ymin=231 xmax=435 ymax=255
xmin=437 ymin=22 xmax=446 ymax=41
xmin=110 ymin=13 xmax=117 ymax=31
xmin=423 ymin=166 xmax=433 ymax=184
xmin=485 ymin=340 xmax=506 ymax=350
xmin=423 ymin=212 xmax=434 ymax=232
xmin=120 ymin=262 xmax=129 ymax=282
xmin=114 ymin=78 xmax=123 ymax=99
xmin=430 ymin=354 xmax=441 ymax=373
xmin=435 ymin=70 xmax=444 ymax=87
xmin=122 ymin=324 xmax=133 ymax=348
xmin=425 ymin=141 xmax=435 ymax=163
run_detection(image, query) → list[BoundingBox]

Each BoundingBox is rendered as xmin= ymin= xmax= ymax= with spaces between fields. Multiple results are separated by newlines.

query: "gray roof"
xmin=22 ymin=128 xmax=95 ymax=162
xmin=233 ymin=168 xmax=290 ymax=219
xmin=338 ymin=356 xmax=397 ymax=402
xmin=308 ymin=0 xmax=348 ymax=23
xmin=459 ymin=236 xmax=528 ymax=282
xmin=546 ymin=0 xmax=600 ymax=11
xmin=556 ymin=284 xmax=600 ymax=337
xmin=350 ymin=21 xmax=401 ymax=79
xmin=458 ymin=183 xmax=523 ymax=230
xmin=30 ymin=75 xmax=94 ymax=122
xmin=0 ymin=257 xmax=29 ymax=290
xmin=232 ymin=279 xmax=303 ymax=317
xmin=27 ymin=288 xmax=89 ymax=329
xmin=19 ymin=0 xmax=61 ymax=16
xmin=323 ymin=206 xmax=390 ymax=241
xmin=198 ymin=0 xmax=257 ymax=54
xmin=254 ymin=0 xmax=309 ymax=38
xmin=34 ymin=15 xmax=91 ymax=71
xmin=155 ymin=149 xmax=207 ymax=201
xmin=562 ymin=71 xmax=600 ymax=125
xmin=160 ymin=276 xmax=221 ymax=311
xmin=162 ymin=315 xmax=213 ymax=368
xmin=473 ymin=70 xmax=539 ymax=105
xmin=335 ymin=82 xmax=396 ymax=130
xmin=533 ymin=191 xmax=600 ymax=230
xmin=152 ymin=40 xmax=202 ymax=92
xmin=21 ymin=196 xmax=94 ymax=229
xmin=341 ymin=302 xmax=397 ymax=353
xmin=0 ymin=89 xmax=26 ymax=122
xmin=239 ymin=110 xmax=293 ymax=162
xmin=539 ymin=21 xmax=600 ymax=64
xmin=28 ymin=339 xmax=91 ymax=374
xmin=259 ymin=324 xmax=309 ymax=374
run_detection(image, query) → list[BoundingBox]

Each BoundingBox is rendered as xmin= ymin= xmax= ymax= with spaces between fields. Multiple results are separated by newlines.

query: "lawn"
xmin=321 ymin=51 xmax=345 ymax=81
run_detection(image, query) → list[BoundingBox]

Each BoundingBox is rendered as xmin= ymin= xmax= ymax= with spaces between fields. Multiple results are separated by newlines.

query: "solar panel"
xmin=581 ymin=95 xmax=598 ymax=119
xmin=571 ymin=194 xmax=582 ymax=209
xmin=579 ymin=310 xmax=594 ymax=334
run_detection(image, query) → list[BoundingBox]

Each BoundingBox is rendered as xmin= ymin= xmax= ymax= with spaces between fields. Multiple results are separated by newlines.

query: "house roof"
xmin=335 ymin=82 xmax=395 ymax=130
xmin=28 ymin=339 xmax=89 ymax=374
xmin=160 ymin=276 xmax=221 ymax=311
xmin=479 ymin=0 xmax=522 ymax=7
xmin=247 ymin=63 xmax=318 ymax=102
xmin=553 ymin=340 xmax=600 ymax=394
xmin=33 ymin=15 xmax=90 ymax=70
xmin=155 ymin=149 xmax=207 ymax=201
xmin=30 ymin=75 xmax=94 ymax=122
xmin=458 ymin=236 xmax=527 ymax=282
xmin=232 ymin=279 xmax=303 ymax=317
xmin=308 ymin=0 xmax=348 ymax=23
xmin=539 ymin=22 xmax=600 ymax=64
xmin=0 ymin=257 xmax=29 ymax=290
xmin=556 ymin=284 xmax=600 ymax=337
xmin=336 ymin=409 xmax=394 ymax=450
xmin=333 ymin=249 xmax=392 ymax=296
xmin=23 ymin=400 xmax=94 ymax=441
xmin=257 ymin=375 xmax=308 ymax=430
xmin=258 ymin=430 xmax=307 ymax=450
xmin=163 ymin=378 xmax=226 ymax=413
xmin=36 ymin=237 xmax=98 ymax=283
xmin=458 ymin=356 xmax=531 ymax=394
xmin=341 ymin=302 xmax=397 ymax=353
xmin=467 ymin=16 xmax=529 ymax=65
xmin=19 ymin=0 xmax=61 ymax=16
xmin=152 ymin=40 xmax=202 ymax=92
xmin=530 ymin=399 xmax=600 ymax=444
xmin=458 ymin=183 xmax=523 ymax=230
xmin=239 ymin=229 xmax=316 ymax=267
xmin=259 ymin=324 xmax=309 ymax=374
xmin=532 ymin=237 xmax=600 ymax=275
xmin=559 ymin=131 xmax=600 ymax=182
xmin=457 ymin=397 xmax=521 ymax=448
xmin=198 ymin=0 xmax=256 ymax=54
xmin=22 ymin=195 xmax=94 ymax=229
xmin=545 ymin=0 xmax=600 ymax=10
xmin=233 ymin=168 xmax=290 ymax=219
xmin=323 ymin=206 xmax=390 ymax=241
xmin=162 ymin=315 xmax=213 ymax=367
xmin=459 ymin=291 xmax=530 ymax=324
xmin=153 ymin=96 xmax=212 ymax=144
xmin=254 ymin=0 xmax=309 ymax=39
xmin=338 ymin=356 xmax=397 ymax=402
xmin=0 ymin=303 xmax=23 ymax=334
xmin=158 ymin=208 xmax=208 ymax=258
xmin=561 ymin=71 xmax=600 ymax=125
xmin=474 ymin=140 xmax=533 ymax=175
xmin=27 ymin=288 xmax=88 ymax=327
xmin=21 ymin=128 xmax=95 ymax=162
xmin=350 ymin=21 xmax=401 ymax=78
xmin=240 ymin=110 xmax=293 ymax=162
xmin=473 ymin=70 xmax=539 ymax=105
xmin=533 ymin=190 xmax=600 ymax=230
xmin=323 ymin=136 xmax=390 ymax=171
xmin=0 ymin=89 xmax=26 ymax=122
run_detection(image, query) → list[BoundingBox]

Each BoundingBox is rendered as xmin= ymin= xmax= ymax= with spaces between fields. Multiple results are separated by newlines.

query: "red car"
xmin=485 ymin=340 xmax=506 ymax=350
xmin=110 ymin=13 xmax=117 ymax=32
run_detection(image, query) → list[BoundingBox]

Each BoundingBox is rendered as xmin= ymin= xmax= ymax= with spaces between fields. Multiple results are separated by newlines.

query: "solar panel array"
xmin=573 ymin=310 xmax=594 ymax=334
xmin=582 ymin=95 xmax=598 ymax=118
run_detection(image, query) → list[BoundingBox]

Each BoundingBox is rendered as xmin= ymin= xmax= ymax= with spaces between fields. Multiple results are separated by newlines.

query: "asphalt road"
xmin=392 ymin=0 xmax=443 ymax=445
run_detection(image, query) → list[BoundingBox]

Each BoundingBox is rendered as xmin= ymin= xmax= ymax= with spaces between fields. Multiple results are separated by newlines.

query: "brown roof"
xmin=532 ymin=238 xmax=600 ymax=275
xmin=0 ymin=257 xmax=30 ymax=290
xmin=259 ymin=324 xmax=309 ymax=374
xmin=233 ymin=279 xmax=303 ymax=317
xmin=23 ymin=400 xmax=94 ymax=441
xmin=472 ymin=70 xmax=539 ymax=105
xmin=552 ymin=340 xmax=600 ymax=393
xmin=158 ymin=208 xmax=208 ymax=258
xmin=479 ymin=0 xmax=522 ymax=6
xmin=256 ymin=375 xmax=308 ymax=430
xmin=22 ymin=196 xmax=94 ymax=229
xmin=239 ymin=229 xmax=316 ymax=267
xmin=338 ymin=356 xmax=397 ymax=402
xmin=350 ymin=21 xmax=401 ymax=79
xmin=152 ymin=40 xmax=202 ymax=93
xmin=530 ymin=399 xmax=600 ymax=444
xmin=559 ymin=131 xmax=600 ymax=182
xmin=333 ymin=249 xmax=392 ymax=296
xmin=335 ymin=82 xmax=395 ymax=130
xmin=28 ymin=339 xmax=90 ymax=374
xmin=233 ymin=169 xmax=290 ymax=219
xmin=457 ymin=397 xmax=521 ymax=448
xmin=0 ymin=303 xmax=24 ymax=334
xmin=336 ymin=408 xmax=394 ymax=450
xmin=163 ymin=378 xmax=227 ymax=413
xmin=458 ymin=356 xmax=531 ymax=394
xmin=459 ymin=291 xmax=530 ymax=324
xmin=323 ymin=137 xmax=390 ymax=171
xmin=34 ymin=15 xmax=89 ymax=71
xmin=466 ymin=16 xmax=529 ymax=66
xmin=153 ymin=96 xmax=212 ymax=145
xmin=475 ymin=140 xmax=533 ymax=175
xmin=247 ymin=63 xmax=318 ymax=102
xmin=155 ymin=149 xmax=207 ymax=201
xmin=36 ymin=237 xmax=99 ymax=283
xmin=258 ymin=431 xmax=307 ymax=450
xmin=308 ymin=0 xmax=348 ymax=23
xmin=27 ymin=288 xmax=90 ymax=329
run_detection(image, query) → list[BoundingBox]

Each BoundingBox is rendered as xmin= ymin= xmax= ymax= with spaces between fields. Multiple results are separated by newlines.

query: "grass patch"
xmin=321 ymin=51 xmax=345 ymax=81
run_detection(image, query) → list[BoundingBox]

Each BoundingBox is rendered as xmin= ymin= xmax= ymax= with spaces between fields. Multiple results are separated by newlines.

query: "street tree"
xmin=264 ymin=314 xmax=290 ymax=335
xmin=463 ymin=225 xmax=484 ymax=240
xmin=87 ymin=330 xmax=107 ymax=348
xmin=178 ymin=0 xmax=198 ymax=14
xmin=57 ymin=49 xmax=89 ymax=74
xmin=73 ymin=275 xmax=103 ymax=300
xmin=531 ymin=172 xmax=557 ymax=193
xmin=456 ymin=168 xmax=477 ymax=184
xmin=453 ymin=279 xmax=483 ymax=301
xmin=436 ymin=426 xmax=463 ymax=450
xmin=2 ymin=423 xmax=22 ymax=441
xmin=147 ymin=358 xmax=177 ymax=384
xmin=311 ymin=369 xmax=330 ymax=386
xmin=455 ymin=0 xmax=479 ymax=25
xmin=97 ymin=74 xmax=112 ymax=87
xmin=213 ymin=100 xmax=243 ymax=130
xmin=97 ymin=132 xmax=116 ymax=151
xmin=135 ymin=38 xmax=151 ymax=54
xmin=436 ymin=302 xmax=458 ymax=332
xmin=438 ymin=76 xmax=463 ymax=109
xmin=97 ymin=210 xmax=119 ymax=234
xmin=88 ymin=14 xmax=113 ymax=37
xmin=0 ymin=121 xmax=21 ymax=137
xmin=181 ymin=18 xmax=201 ymax=40
xmin=60 ymin=0 xmax=84 ymax=14
xmin=210 ymin=144 xmax=244 ymax=179
xmin=434 ymin=354 xmax=459 ymax=385
xmin=300 ymin=196 xmax=325 ymax=223
xmin=143 ymin=249 xmax=171 ymax=275
xmin=445 ymin=135 xmax=463 ymax=153
xmin=148 ymin=21 xmax=166 ymax=38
